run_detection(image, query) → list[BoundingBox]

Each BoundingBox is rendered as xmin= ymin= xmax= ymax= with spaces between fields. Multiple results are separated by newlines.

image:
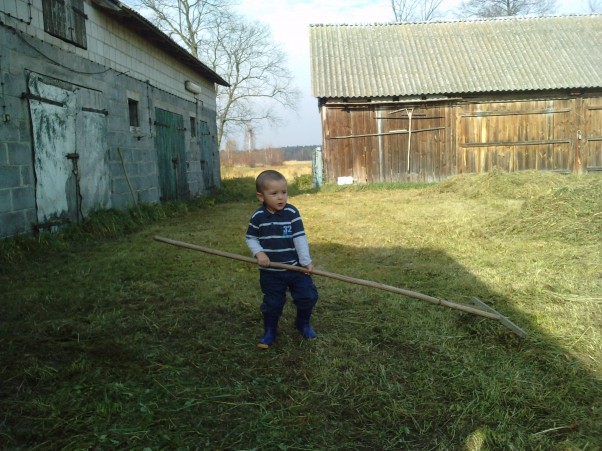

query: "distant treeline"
xmin=221 ymin=145 xmax=318 ymax=166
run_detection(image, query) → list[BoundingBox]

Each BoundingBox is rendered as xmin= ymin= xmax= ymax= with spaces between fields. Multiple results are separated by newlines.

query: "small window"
xmin=128 ymin=99 xmax=139 ymax=127
xmin=42 ymin=0 xmax=87 ymax=48
xmin=190 ymin=117 xmax=197 ymax=137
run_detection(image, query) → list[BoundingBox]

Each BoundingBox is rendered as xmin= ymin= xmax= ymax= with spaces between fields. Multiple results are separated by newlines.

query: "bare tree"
xmin=391 ymin=0 xmax=444 ymax=21
xmin=458 ymin=0 xmax=557 ymax=17
xmin=200 ymin=16 xmax=299 ymax=148
xmin=588 ymin=0 xmax=602 ymax=12
xmin=132 ymin=0 xmax=299 ymax=148
xmin=421 ymin=0 xmax=445 ymax=20
xmin=135 ymin=0 xmax=230 ymax=57
xmin=392 ymin=0 xmax=420 ymax=21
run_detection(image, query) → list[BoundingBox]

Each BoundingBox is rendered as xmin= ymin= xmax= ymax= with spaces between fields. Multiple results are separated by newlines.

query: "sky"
xmin=234 ymin=0 xmax=592 ymax=149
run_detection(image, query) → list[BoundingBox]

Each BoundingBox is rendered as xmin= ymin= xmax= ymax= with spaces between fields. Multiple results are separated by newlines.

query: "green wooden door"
xmin=155 ymin=108 xmax=187 ymax=200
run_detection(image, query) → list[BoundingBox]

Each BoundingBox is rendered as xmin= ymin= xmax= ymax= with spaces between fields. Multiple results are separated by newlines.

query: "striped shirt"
xmin=245 ymin=203 xmax=312 ymax=271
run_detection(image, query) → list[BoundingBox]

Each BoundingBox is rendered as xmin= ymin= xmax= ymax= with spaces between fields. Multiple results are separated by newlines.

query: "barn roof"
xmin=309 ymin=15 xmax=602 ymax=99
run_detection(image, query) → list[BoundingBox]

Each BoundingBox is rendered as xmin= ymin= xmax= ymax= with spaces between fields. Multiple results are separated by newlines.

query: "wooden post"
xmin=574 ymin=97 xmax=586 ymax=174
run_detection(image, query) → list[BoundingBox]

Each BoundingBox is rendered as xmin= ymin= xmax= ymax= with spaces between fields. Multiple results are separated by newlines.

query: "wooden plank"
xmin=328 ymin=126 xmax=445 ymax=139
xmin=460 ymin=139 xmax=571 ymax=148
xmin=460 ymin=108 xmax=571 ymax=117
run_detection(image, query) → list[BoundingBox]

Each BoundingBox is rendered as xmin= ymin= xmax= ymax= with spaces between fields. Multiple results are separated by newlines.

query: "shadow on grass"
xmin=0 ymin=225 xmax=599 ymax=449
xmin=305 ymin=242 xmax=599 ymax=448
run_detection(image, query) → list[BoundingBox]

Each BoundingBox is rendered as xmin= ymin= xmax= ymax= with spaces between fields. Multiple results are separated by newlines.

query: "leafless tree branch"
xmin=458 ymin=0 xmax=557 ymax=18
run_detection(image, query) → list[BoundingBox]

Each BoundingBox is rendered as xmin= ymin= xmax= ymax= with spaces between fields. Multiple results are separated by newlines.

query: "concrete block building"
xmin=0 ymin=0 xmax=228 ymax=237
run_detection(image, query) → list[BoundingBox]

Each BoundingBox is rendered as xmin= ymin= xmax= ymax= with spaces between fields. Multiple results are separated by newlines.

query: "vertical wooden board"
xmin=368 ymin=111 xmax=379 ymax=182
xmin=456 ymin=104 xmax=467 ymax=174
xmin=428 ymin=108 xmax=437 ymax=180
xmin=329 ymin=107 xmax=346 ymax=180
xmin=585 ymin=98 xmax=602 ymax=169
xmin=382 ymin=133 xmax=391 ymax=182
xmin=446 ymin=103 xmax=456 ymax=179
xmin=380 ymin=108 xmax=391 ymax=181
xmin=415 ymin=107 xmax=425 ymax=178
xmin=337 ymin=108 xmax=348 ymax=178
xmin=350 ymin=108 xmax=360 ymax=179
xmin=356 ymin=111 xmax=365 ymax=183
xmin=325 ymin=107 xmax=336 ymax=181
xmin=354 ymin=108 xmax=369 ymax=182
xmin=342 ymin=108 xmax=352 ymax=177
xmin=326 ymin=108 xmax=337 ymax=179
xmin=370 ymin=134 xmax=380 ymax=183
xmin=321 ymin=107 xmax=332 ymax=182
xmin=382 ymin=107 xmax=396 ymax=179
xmin=480 ymin=144 xmax=487 ymax=173
xmin=433 ymin=104 xmax=445 ymax=180
xmin=587 ymin=142 xmax=602 ymax=168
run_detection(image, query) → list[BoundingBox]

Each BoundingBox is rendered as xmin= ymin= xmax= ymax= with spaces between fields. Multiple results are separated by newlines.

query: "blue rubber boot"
xmin=258 ymin=314 xmax=278 ymax=349
xmin=295 ymin=308 xmax=317 ymax=339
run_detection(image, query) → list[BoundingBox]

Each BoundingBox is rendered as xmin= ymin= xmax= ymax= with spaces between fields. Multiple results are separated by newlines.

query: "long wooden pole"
xmin=153 ymin=236 xmax=527 ymax=338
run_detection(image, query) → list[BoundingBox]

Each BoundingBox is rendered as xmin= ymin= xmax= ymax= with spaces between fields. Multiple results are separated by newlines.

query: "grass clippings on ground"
xmin=0 ymin=169 xmax=600 ymax=450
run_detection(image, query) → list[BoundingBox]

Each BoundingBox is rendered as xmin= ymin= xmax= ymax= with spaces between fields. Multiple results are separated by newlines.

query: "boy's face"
xmin=257 ymin=179 xmax=288 ymax=213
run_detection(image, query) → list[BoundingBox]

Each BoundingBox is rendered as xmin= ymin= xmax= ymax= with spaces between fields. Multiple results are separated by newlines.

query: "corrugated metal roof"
xmin=310 ymin=15 xmax=602 ymax=98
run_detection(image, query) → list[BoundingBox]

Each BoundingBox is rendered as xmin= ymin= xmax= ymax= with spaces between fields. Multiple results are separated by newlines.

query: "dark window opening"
xmin=128 ymin=99 xmax=139 ymax=127
xmin=42 ymin=0 xmax=87 ymax=48
xmin=190 ymin=117 xmax=197 ymax=137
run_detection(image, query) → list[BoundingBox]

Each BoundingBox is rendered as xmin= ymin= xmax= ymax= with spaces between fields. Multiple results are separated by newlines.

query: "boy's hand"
xmin=255 ymin=252 xmax=270 ymax=267
xmin=304 ymin=263 xmax=314 ymax=274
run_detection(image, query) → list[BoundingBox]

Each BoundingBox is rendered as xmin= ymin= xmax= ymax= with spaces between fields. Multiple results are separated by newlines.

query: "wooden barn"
xmin=309 ymin=15 xmax=602 ymax=184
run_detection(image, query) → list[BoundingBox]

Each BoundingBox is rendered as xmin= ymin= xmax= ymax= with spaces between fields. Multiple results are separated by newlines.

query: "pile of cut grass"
xmin=438 ymin=170 xmax=602 ymax=242
xmin=0 ymin=171 xmax=600 ymax=450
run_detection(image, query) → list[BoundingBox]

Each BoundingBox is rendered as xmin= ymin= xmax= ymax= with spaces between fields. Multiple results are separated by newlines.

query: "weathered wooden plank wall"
xmin=323 ymin=103 xmax=453 ymax=183
xmin=320 ymin=94 xmax=602 ymax=183
xmin=458 ymin=99 xmax=575 ymax=174
xmin=585 ymin=98 xmax=602 ymax=170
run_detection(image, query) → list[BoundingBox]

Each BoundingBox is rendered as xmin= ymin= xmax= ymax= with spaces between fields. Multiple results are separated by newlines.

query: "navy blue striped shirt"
xmin=245 ymin=203 xmax=311 ymax=271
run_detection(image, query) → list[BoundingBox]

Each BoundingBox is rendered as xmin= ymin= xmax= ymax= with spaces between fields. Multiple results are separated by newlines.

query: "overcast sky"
xmin=234 ymin=0 xmax=592 ymax=149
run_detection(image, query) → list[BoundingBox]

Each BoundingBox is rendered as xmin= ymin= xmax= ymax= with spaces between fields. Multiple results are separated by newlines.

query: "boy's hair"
xmin=256 ymin=170 xmax=286 ymax=192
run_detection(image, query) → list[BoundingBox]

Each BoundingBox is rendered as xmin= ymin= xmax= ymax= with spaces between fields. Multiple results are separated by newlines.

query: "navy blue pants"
xmin=259 ymin=270 xmax=318 ymax=317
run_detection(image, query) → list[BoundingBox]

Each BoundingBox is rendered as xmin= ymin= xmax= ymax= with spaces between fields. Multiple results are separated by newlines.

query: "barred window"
xmin=42 ymin=0 xmax=87 ymax=48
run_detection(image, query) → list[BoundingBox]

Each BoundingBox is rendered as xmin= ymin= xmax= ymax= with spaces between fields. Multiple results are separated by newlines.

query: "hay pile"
xmin=437 ymin=170 xmax=602 ymax=242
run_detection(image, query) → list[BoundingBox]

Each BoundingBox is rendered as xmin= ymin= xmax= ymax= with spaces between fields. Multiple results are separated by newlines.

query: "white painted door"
xmin=28 ymin=73 xmax=111 ymax=228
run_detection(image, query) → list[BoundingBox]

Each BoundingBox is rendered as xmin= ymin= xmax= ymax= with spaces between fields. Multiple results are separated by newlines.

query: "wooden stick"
xmin=153 ymin=236 xmax=528 ymax=337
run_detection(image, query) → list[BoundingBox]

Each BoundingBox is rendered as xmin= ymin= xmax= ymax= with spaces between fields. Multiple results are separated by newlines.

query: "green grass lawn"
xmin=1 ymin=171 xmax=600 ymax=450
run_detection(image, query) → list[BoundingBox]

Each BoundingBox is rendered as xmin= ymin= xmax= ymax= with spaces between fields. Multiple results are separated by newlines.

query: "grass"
xmin=1 ymin=169 xmax=601 ymax=450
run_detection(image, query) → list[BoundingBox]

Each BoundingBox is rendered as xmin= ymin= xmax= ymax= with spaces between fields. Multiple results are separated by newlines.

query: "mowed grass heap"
xmin=1 ymin=169 xmax=600 ymax=450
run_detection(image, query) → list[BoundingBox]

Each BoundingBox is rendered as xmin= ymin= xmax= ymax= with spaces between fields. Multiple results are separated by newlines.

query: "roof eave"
xmin=90 ymin=0 xmax=230 ymax=87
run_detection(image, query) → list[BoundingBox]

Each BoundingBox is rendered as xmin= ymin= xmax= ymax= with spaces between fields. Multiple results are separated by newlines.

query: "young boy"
xmin=245 ymin=170 xmax=319 ymax=349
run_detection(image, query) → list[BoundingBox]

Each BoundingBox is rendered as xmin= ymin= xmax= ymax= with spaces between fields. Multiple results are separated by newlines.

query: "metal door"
xmin=28 ymin=73 xmax=110 ymax=229
xmin=155 ymin=108 xmax=187 ymax=200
